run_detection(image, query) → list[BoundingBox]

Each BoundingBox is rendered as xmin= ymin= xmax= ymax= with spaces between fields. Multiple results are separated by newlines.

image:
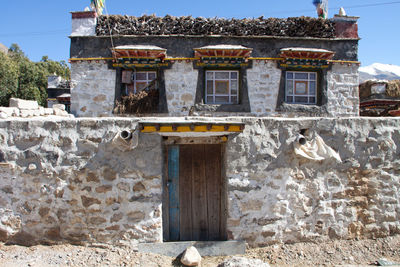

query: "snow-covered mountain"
xmin=359 ymin=63 xmax=400 ymax=83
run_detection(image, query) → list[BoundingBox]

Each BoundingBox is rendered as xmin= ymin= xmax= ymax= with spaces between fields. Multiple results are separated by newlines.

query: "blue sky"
xmin=1 ymin=0 xmax=399 ymax=66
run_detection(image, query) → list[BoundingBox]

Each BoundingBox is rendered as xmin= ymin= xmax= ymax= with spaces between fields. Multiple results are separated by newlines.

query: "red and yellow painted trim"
xmin=140 ymin=123 xmax=245 ymax=133
xmin=69 ymin=57 xmax=361 ymax=66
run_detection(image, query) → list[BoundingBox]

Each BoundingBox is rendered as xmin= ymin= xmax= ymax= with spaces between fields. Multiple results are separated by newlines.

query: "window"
xmin=285 ymin=71 xmax=317 ymax=104
xmin=125 ymin=71 xmax=157 ymax=95
xmin=205 ymin=70 xmax=239 ymax=104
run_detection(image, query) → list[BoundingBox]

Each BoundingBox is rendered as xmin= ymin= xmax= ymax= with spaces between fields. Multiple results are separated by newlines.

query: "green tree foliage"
xmin=0 ymin=44 xmax=70 ymax=107
xmin=0 ymin=52 xmax=18 ymax=106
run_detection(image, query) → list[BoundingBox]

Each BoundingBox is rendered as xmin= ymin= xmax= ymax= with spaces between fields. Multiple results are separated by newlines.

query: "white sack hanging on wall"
xmin=294 ymin=133 xmax=341 ymax=162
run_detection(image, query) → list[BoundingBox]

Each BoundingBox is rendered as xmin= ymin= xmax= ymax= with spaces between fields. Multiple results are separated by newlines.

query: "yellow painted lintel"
xmin=141 ymin=125 xmax=243 ymax=133
xmin=69 ymin=57 xmax=361 ymax=65
xmin=164 ymin=58 xmax=196 ymax=61
xmin=280 ymin=64 xmax=330 ymax=69
xmin=112 ymin=63 xmax=169 ymax=68
xmin=328 ymin=60 xmax=360 ymax=64
xmin=69 ymin=57 xmax=113 ymax=61
xmin=195 ymin=63 xmax=249 ymax=67
xmin=249 ymin=57 xmax=283 ymax=60
xmin=115 ymin=56 xmax=164 ymax=60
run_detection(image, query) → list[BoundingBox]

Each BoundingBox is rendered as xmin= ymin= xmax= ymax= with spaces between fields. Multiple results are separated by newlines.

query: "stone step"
xmin=138 ymin=240 xmax=246 ymax=257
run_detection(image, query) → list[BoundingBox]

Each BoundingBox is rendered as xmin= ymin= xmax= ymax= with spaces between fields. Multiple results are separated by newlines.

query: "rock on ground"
xmin=181 ymin=246 xmax=202 ymax=266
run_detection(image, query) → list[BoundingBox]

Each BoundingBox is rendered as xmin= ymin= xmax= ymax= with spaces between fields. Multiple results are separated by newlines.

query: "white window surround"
xmin=205 ymin=70 xmax=239 ymax=104
xmin=285 ymin=71 xmax=317 ymax=105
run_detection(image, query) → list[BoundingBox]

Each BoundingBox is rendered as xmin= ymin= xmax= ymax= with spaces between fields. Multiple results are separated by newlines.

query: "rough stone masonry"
xmin=0 ymin=117 xmax=399 ymax=247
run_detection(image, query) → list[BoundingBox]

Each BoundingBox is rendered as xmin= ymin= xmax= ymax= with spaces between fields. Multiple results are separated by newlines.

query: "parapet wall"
xmin=0 ymin=117 xmax=399 ymax=247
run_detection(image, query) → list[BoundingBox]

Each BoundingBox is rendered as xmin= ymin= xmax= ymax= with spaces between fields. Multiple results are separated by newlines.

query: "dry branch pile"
xmin=386 ymin=80 xmax=400 ymax=97
xmin=97 ymin=15 xmax=336 ymax=38
xmin=114 ymin=89 xmax=159 ymax=115
xmin=359 ymin=80 xmax=400 ymax=99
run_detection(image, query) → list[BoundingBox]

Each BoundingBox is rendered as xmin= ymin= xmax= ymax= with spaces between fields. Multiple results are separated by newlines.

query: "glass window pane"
xmin=148 ymin=72 xmax=156 ymax=80
xmin=206 ymin=96 xmax=214 ymax=103
xmin=295 ymin=96 xmax=308 ymax=103
xmin=309 ymin=97 xmax=316 ymax=104
xmin=295 ymin=73 xmax=308 ymax=80
xmin=230 ymin=72 xmax=238 ymax=79
xmin=206 ymin=71 xmax=214 ymax=80
xmin=231 ymin=81 xmax=238 ymax=90
xmin=286 ymin=72 xmax=293 ymax=79
xmin=286 ymin=81 xmax=293 ymax=94
xmin=136 ymin=82 xmax=147 ymax=91
xmin=286 ymin=96 xmax=293 ymax=103
xmin=215 ymin=81 xmax=229 ymax=94
xmin=215 ymin=72 xmax=230 ymax=79
xmin=231 ymin=96 xmax=238 ymax=104
xmin=295 ymin=81 xmax=308 ymax=95
xmin=215 ymin=96 xmax=230 ymax=103
xmin=309 ymin=73 xmax=316 ymax=80
xmin=309 ymin=81 xmax=316 ymax=95
xmin=206 ymin=81 xmax=214 ymax=94
xmin=136 ymin=72 xmax=147 ymax=80
xmin=231 ymin=90 xmax=238 ymax=95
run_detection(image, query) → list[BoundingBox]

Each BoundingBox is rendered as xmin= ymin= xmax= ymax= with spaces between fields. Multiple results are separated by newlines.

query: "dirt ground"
xmin=0 ymin=235 xmax=399 ymax=267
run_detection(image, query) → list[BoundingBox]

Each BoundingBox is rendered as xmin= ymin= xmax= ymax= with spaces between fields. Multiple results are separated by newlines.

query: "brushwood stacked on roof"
xmin=96 ymin=15 xmax=336 ymax=38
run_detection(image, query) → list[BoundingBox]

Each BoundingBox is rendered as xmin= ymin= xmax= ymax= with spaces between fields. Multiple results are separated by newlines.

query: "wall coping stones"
xmin=0 ymin=98 xmax=73 ymax=119
xmin=9 ymin=98 xmax=38 ymax=110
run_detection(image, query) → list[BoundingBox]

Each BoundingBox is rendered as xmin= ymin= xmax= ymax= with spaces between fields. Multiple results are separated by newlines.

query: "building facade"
xmin=70 ymin=12 xmax=360 ymax=118
xmin=5 ymin=11 xmax=397 ymax=250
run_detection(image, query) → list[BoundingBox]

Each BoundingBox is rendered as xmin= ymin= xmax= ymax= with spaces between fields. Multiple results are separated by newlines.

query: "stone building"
xmin=69 ymin=11 xmax=360 ymax=118
xmin=46 ymin=75 xmax=71 ymax=113
xmin=1 ymin=9 xmax=399 ymax=250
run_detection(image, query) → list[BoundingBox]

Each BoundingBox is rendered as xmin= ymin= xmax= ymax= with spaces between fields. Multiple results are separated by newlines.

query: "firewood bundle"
xmin=96 ymin=15 xmax=335 ymax=38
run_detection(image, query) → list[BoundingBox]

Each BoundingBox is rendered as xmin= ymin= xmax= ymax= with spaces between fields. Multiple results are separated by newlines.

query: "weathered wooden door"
xmin=165 ymin=144 xmax=226 ymax=241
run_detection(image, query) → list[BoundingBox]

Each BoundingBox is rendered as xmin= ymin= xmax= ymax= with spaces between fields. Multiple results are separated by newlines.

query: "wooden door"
xmin=165 ymin=144 xmax=226 ymax=241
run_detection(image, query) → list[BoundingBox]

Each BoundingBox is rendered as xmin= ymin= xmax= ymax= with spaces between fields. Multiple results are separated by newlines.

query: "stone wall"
xmin=225 ymin=117 xmax=400 ymax=246
xmin=1 ymin=117 xmax=398 ymax=247
xmin=0 ymin=118 xmax=163 ymax=246
xmin=69 ymin=59 xmax=359 ymax=118
xmin=247 ymin=61 xmax=281 ymax=115
xmin=327 ymin=64 xmax=360 ymax=117
xmin=164 ymin=62 xmax=198 ymax=116
xmin=70 ymin=62 xmax=116 ymax=117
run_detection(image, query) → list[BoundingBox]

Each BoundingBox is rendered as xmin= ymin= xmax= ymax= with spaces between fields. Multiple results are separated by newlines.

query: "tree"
xmin=38 ymin=56 xmax=70 ymax=80
xmin=0 ymin=52 xmax=18 ymax=106
xmin=0 ymin=44 xmax=70 ymax=107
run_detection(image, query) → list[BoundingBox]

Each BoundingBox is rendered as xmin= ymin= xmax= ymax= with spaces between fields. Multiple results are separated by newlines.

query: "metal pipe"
xmin=120 ymin=130 xmax=132 ymax=140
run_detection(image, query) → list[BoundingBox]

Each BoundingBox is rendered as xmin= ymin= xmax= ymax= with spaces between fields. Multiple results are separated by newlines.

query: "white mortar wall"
xmin=327 ymin=64 xmax=359 ymax=117
xmin=247 ymin=61 xmax=281 ymax=115
xmin=71 ymin=18 xmax=97 ymax=36
xmin=71 ymin=62 xmax=116 ymax=117
xmin=164 ymin=62 xmax=198 ymax=116
xmin=0 ymin=117 xmax=399 ymax=247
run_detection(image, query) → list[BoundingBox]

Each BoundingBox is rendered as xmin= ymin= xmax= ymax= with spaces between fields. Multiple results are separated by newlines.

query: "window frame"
xmin=205 ymin=70 xmax=239 ymax=105
xmin=130 ymin=70 xmax=157 ymax=95
xmin=285 ymin=71 xmax=318 ymax=105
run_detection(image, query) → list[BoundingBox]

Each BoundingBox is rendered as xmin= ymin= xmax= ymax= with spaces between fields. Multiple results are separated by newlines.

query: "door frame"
xmin=162 ymin=136 xmax=228 ymax=242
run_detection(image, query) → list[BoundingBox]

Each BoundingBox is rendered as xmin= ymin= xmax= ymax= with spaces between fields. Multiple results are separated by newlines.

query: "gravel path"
xmin=0 ymin=235 xmax=399 ymax=266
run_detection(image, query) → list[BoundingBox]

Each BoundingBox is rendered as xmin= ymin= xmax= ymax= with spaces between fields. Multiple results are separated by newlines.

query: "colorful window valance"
xmin=111 ymin=45 xmax=167 ymax=68
xmin=280 ymin=47 xmax=335 ymax=69
xmin=194 ymin=45 xmax=252 ymax=67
